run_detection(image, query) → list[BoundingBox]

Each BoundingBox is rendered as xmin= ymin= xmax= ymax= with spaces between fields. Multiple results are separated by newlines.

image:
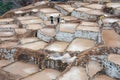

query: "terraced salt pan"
xmin=85 ymin=10 xmax=104 ymax=16
xmin=26 ymin=24 xmax=43 ymax=30
xmin=43 ymin=21 xmax=57 ymax=27
xmin=93 ymin=75 xmax=115 ymax=80
xmin=0 ymin=24 xmax=18 ymax=28
xmin=0 ymin=37 xmax=17 ymax=41
xmin=59 ymin=23 xmax=79 ymax=33
xmin=102 ymin=18 xmax=119 ymax=23
xmin=72 ymin=8 xmax=104 ymax=21
xmin=73 ymin=2 xmax=89 ymax=8
xmin=0 ymin=24 xmax=18 ymax=32
xmin=3 ymin=61 xmax=39 ymax=77
xmin=20 ymin=37 xmax=39 ymax=44
xmin=58 ymin=66 xmax=88 ymax=80
xmin=55 ymin=4 xmax=75 ymax=15
xmin=39 ymin=8 xmax=59 ymax=13
xmin=106 ymin=3 xmax=120 ymax=8
xmin=102 ymin=30 xmax=120 ymax=48
xmin=55 ymin=23 xmax=79 ymax=42
xmin=22 ymin=69 xmax=61 ymax=80
xmin=93 ymin=54 xmax=120 ymax=79
xmin=0 ymin=18 xmax=14 ymax=24
xmin=0 ymin=41 xmax=18 ymax=48
xmin=86 ymin=10 xmax=104 ymax=21
xmin=17 ymin=41 xmax=48 ymax=51
xmin=17 ymin=16 xmax=39 ymax=21
xmin=61 ymin=16 xmax=78 ymax=21
xmin=20 ymin=19 xmax=43 ymax=25
xmin=85 ymin=4 xmax=104 ymax=10
xmin=15 ymin=29 xmax=27 ymax=35
xmin=0 ymin=32 xmax=14 ymax=37
xmin=75 ymin=25 xmax=99 ymax=40
xmin=39 ymin=28 xmax=56 ymax=37
xmin=87 ymin=60 xmax=103 ymax=78
xmin=71 ymin=7 xmax=93 ymax=20
xmin=45 ymin=41 xmax=69 ymax=52
xmin=107 ymin=54 xmax=120 ymax=66
xmin=80 ymin=21 xmax=98 ymax=27
xmin=0 ymin=60 xmax=12 ymax=68
xmin=57 ymin=4 xmax=75 ymax=12
xmin=37 ymin=28 xmax=56 ymax=42
xmin=75 ymin=7 xmax=92 ymax=12
xmin=102 ymin=18 xmax=120 ymax=27
xmin=76 ymin=25 xmax=99 ymax=32
xmin=67 ymin=38 xmax=95 ymax=52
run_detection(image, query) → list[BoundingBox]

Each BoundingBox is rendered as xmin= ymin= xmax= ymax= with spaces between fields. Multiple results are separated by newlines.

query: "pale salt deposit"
xmin=59 ymin=66 xmax=88 ymax=80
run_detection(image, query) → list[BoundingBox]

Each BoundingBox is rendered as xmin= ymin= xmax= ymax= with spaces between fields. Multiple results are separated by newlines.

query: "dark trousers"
xmin=57 ymin=18 xmax=60 ymax=23
xmin=51 ymin=20 xmax=54 ymax=24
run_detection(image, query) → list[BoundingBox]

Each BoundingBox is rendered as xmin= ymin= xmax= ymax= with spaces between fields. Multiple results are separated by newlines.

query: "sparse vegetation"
xmin=0 ymin=1 xmax=14 ymax=15
xmin=0 ymin=0 xmax=33 ymax=16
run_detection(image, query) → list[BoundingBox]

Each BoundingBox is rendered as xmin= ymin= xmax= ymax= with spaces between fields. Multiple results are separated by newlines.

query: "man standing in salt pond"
xmin=50 ymin=16 xmax=54 ymax=24
xmin=57 ymin=14 xmax=61 ymax=24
